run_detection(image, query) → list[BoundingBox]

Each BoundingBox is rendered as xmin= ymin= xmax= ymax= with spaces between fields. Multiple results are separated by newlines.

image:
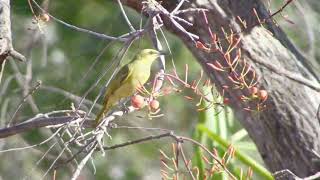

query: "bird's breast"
xmin=130 ymin=70 xmax=150 ymax=86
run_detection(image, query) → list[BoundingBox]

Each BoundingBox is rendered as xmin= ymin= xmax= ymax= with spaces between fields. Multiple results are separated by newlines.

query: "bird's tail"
xmin=95 ymin=103 xmax=111 ymax=126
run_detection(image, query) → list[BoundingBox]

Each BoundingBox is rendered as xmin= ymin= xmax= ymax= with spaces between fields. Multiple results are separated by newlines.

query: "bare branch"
xmin=71 ymin=143 xmax=97 ymax=180
xmin=117 ymin=0 xmax=136 ymax=31
xmin=0 ymin=113 xmax=94 ymax=139
xmin=0 ymin=0 xmax=26 ymax=76
xmin=41 ymin=85 xmax=102 ymax=109
xmin=9 ymin=49 xmax=27 ymax=62
xmin=171 ymin=0 xmax=186 ymax=14
xmin=30 ymin=0 xmax=123 ymax=41
xmin=103 ymin=132 xmax=173 ymax=150
xmin=8 ymin=80 xmax=42 ymax=126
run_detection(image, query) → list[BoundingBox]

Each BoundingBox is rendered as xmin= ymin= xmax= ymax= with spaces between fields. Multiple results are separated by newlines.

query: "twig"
xmin=96 ymin=130 xmax=237 ymax=179
xmin=9 ymin=60 xmax=39 ymax=112
xmin=115 ymin=126 xmax=171 ymax=132
xmin=0 ymin=114 xmax=92 ymax=139
xmin=180 ymin=144 xmax=196 ymax=180
xmin=0 ymin=0 xmax=26 ymax=84
xmin=71 ymin=143 xmax=97 ymax=180
xmin=268 ymin=0 xmax=294 ymax=20
xmin=8 ymin=80 xmax=42 ymax=126
xmin=0 ymin=60 xmax=6 ymax=85
xmin=31 ymin=0 xmax=128 ymax=41
xmin=62 ymin=138 xmax=96 ymax=166
xmin=41 ymin=143 xmax=67 ymax=180
xmin=9 ymin=49 xmax=27 ymax=62
xmin=117 ymin=0 xmax=135 ymax=31
xmin=22 ymin=141 xmax=58 ymax=180
xmin=0 ymin=127 xmax=62 ymax=153
xmin=148 ymin=16 xmax=165 ymax=92
xmin=179 ymin=136 xmax=236 ymax=180
xmin=102 ymin=132 xmax=173 ymax=150
xmin=41 ymin=85 xmax=101 ymax=109
xmin=171 ymin=0 xmax=186 ymax=14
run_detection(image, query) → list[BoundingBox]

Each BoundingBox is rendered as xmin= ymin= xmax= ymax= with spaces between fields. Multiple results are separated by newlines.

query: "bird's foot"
xmin=120 ymin=103 xmax=130 ymax=114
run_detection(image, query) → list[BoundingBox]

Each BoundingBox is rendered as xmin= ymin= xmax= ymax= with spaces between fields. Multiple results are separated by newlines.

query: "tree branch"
xmin=0 ymin=114 xmax=94 ymax=139
xmin=0 ymin=0 xmax=26 ymax=81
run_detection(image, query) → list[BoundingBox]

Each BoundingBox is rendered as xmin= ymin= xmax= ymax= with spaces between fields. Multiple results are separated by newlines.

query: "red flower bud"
xmin=131 ymin=95 xmax=145 ymax=109
xmin=250 ymin=87 xmax=258 ymax=95
xmin=149 ymin=100 xmax=160 ymax=110
xmin=257 ymin=90 xmax=268 ymax=102
xmin=223 ymin=98 xmax=230 ymax=105
xmin=40 ymin=14 xmax=50 ymax=22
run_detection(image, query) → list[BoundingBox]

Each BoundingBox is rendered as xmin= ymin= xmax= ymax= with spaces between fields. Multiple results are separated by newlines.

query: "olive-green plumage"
xmin=95 ymin=49 xmax=161 ymax=125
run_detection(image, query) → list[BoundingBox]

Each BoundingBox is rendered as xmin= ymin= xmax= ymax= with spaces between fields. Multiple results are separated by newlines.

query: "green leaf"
xmin=197 ymin=124 xmax=274 ymax=180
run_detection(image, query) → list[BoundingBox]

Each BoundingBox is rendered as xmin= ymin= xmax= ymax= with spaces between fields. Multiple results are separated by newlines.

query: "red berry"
xmin=149 ymin=100 xmax=160 ymax=110
xmin=40 ymin=14 xmax=50 ymax=22
xmin=257 ymin=90 xmax=268 ymax=101
xmin=131 ymin=95 xmax=145 ymax=109
xmin=223 ymin=98 xmax=230 ymax=105
xmin=250 ymin=87 xmax=258 ymax=95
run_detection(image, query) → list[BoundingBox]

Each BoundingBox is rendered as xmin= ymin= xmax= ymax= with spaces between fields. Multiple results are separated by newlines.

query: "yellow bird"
xmin=95 ymin=49 xmax=163 ymax=125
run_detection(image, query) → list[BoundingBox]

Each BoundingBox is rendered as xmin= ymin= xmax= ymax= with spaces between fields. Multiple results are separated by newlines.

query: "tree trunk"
xmin=122 ymin=0 xmax=320 ymax=177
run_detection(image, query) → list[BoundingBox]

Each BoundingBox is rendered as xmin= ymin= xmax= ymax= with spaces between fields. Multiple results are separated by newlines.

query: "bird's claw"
xmin=120 ymin=103 xmax=130 ymax=114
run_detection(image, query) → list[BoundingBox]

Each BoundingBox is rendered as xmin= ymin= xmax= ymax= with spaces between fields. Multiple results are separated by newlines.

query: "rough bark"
xmin=122 ymin=0 xmax=320 ymax=177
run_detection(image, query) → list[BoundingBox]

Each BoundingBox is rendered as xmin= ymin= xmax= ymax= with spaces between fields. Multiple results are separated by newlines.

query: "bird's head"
xmin=136 ymin=49 xmax=166 ymax=62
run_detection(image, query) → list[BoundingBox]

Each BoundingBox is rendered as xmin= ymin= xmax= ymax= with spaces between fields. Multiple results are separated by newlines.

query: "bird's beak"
xmin=158 ymin=51 xmax=169 ymax=56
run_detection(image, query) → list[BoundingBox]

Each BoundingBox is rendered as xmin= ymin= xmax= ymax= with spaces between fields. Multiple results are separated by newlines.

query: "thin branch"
xmin=102 ymin=132 xmax=173 ymax=150
xmin=117 ymin=0 xmax=136 ymax=31
xmin=41 ymin=85 xmax=102 ymax=109
xmin=62 ymin=139 xmax=96 ymax=166
xmin=22 ymin=141 xmax=58 ymax=180
xmin=8 ymin=80 xmax=42 ymax=126
xmin=9 ymin=60 xmax=39 ymax=113
xmin=41 ymin=143 xmax=67 ymax=180
xmin=31 ymin=0 xmax=127 ymax=42
xmin=180 ymin=144 xmax=196 ymax=180
xmin=71 ymin=143 xmax=97 ymax=180
xmin=0 ymin=114 xmax=93 ymax=139
xmin=9 ymin=49 xmax=27 ymax=62
xmin=171 ymin=0 xmax=186 ymax=14
xmin=179 ymin=136 xmax=236 ymax=180
xmin=0 ymin=127 xmax=62 ymax=153
xmin=97 ymin=129 xmax=237 ymax=179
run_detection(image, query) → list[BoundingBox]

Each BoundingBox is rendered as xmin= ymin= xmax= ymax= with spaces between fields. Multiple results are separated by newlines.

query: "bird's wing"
xmin=116 ymin=64 xmax=132 ymax=84
xmin=104 ymin=64 xmax=132 ymax=97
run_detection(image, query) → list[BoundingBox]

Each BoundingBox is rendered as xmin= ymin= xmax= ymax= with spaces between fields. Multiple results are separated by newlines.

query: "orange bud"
xmin=195 ymin=41 xmax=209 ymax=51
xmin=222 ymin=85 xmax=229 ymax=89
xmin=257 ymin=90 xmax=268 ymax=101
xmin=131 ymin=95 xmax=145 ymax=109
xmin=207 ymin=61 xmax=225 ymax=72
xmin=149 ymin=99 xmax=160 ymax=110
xmin=196 ymin=41 xmax=206 ymax=49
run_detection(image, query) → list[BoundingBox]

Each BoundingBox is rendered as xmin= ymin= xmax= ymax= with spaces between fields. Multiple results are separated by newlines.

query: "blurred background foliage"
xmin=0 ymin=0 xmax=319 ymax=179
